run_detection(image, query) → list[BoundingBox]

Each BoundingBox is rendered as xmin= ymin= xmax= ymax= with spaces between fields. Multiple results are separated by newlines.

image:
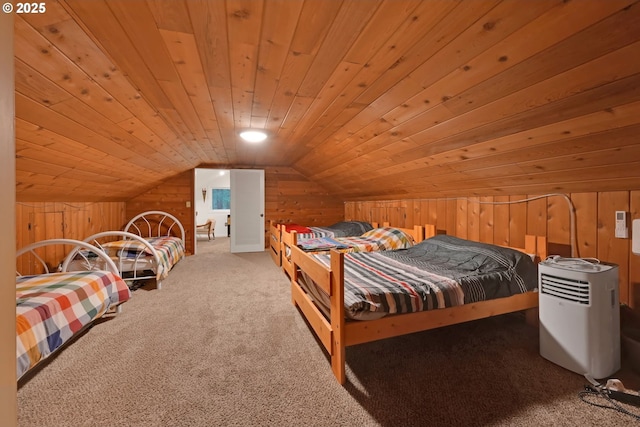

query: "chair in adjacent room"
xmin=196 ymin=219 xmax=215 ymax=240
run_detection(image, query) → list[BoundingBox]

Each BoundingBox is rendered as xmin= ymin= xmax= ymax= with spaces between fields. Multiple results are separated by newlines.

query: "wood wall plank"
xmin=16 ymin=201 xmax=126 ymax=275
xmin=479 ymin=196 xmax=494 ymax=244
xmin=598 ymin=191 xmax=630 ymax=305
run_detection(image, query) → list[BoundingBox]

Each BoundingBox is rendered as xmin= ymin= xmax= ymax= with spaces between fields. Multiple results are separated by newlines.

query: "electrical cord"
xmin=357 ymin=193 xmax=578 ymax=256
xmin=579 ymin=387 xmax=640 ymax=420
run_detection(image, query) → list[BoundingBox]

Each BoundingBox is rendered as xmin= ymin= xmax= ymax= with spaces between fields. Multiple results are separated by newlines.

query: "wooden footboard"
xmin=268 ymin=221 xmax=282 ymax=267
xmin=290 ymin=235 xmax=545 ymax=385
xmin=290 ymin=245 xmax=346 ymax=382
xmin=281 ymin=228 xmax=296 ymax=279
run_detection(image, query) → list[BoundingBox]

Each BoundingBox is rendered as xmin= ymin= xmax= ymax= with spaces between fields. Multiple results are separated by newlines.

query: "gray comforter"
xmin=307 ymin=235 xmax=538 ymax=320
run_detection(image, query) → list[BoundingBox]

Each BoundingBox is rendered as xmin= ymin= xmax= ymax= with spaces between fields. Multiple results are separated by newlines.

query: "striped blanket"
xmin=102 ymin=236 xmax=185 ymax=278
xmin=16 ymin=271 xmax=131 ymax=379
xmin=296 ymin=236 xmax=351 ymax=251
xmin=304 ymin=235 xmax=538 ymax=320
xmin=295 ymin=227 xmax=336 ymax=240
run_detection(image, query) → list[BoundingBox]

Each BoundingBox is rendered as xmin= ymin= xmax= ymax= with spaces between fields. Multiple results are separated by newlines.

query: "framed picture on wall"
xmin=212 ymin=188 xmax=231 ymax=210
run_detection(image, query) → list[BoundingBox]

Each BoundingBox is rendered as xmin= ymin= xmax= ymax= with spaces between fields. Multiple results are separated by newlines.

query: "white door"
xmin=230 ymin=169 xmax=265 ymax=253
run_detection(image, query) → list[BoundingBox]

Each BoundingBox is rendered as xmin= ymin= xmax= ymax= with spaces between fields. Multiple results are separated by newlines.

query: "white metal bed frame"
xmin=74 ymin=231 xmax=166 ymax=288
xmin=17 ymin=239 xmax=120 ymax=276
xmin=125 ymin=210 xmax=186 ymax=242
xmin=75 ymin=211 xmax=186 ymax=289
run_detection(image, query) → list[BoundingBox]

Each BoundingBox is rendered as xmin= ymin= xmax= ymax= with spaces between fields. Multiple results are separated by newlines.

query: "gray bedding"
xmin=301 ymin=235 xmax=538 ymax=320
xmin=325 ymin=221 xmax=373 ymax=237
xmin=297 ymin=221 xmax=373 ymax=240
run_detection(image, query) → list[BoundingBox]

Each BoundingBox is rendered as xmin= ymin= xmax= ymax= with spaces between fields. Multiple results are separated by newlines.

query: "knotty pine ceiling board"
xmin=13 ymin=0 xmax=640 ymax=202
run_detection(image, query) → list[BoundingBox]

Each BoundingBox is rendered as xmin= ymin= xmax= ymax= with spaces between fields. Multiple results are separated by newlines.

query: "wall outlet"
xmin=186 ymin=201 xmax=191 ymax=208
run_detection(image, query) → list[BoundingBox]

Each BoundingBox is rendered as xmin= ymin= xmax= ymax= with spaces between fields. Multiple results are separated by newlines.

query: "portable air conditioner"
xmin=539 ymin=257 xmax=620 ymax=379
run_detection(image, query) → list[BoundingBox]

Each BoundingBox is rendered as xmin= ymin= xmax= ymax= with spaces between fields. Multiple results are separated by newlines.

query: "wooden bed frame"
xmin=268 ymin=220 xmax=282 ymax=267
xmin=269 ymin=220 xmax=397 ymax=268
xmin=289 ymin=231 xmax=547 ymax=385
xmin=280 ymin=222 xmax=430 ymax=280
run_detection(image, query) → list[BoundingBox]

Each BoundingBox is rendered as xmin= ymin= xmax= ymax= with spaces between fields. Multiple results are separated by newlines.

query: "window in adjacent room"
xmin=212 ymin=188 xmax=231 ymax=210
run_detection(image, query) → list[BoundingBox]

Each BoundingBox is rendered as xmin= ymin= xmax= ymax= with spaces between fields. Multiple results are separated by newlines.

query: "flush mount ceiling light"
xmin=239 ymin=130 xmax=267 ymax=143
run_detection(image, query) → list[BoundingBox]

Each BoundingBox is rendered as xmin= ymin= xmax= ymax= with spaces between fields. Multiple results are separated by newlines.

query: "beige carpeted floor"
xmin=17 ymin=238 xmax=640 ymax=426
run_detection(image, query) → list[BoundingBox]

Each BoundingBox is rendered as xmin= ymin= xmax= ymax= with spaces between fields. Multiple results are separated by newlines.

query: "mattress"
xmin=102 ymin=236 xmax=185 ymax=278
xmin=16 ymin=271 xmax=131 ymax=379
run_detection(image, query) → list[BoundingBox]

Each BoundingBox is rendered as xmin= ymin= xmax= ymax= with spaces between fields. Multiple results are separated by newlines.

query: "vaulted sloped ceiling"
xmin=14 ymin=0 xmax=640 ymax=202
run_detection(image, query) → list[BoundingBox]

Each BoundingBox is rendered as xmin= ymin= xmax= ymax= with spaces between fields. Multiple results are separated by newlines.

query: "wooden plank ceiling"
xmin=14 ymin=0 xmax=640 ymax=202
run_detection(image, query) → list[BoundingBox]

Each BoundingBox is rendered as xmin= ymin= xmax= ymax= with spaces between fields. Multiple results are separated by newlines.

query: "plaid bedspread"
xmin=306 ymin=235 xmax=537 ymax=320
xmin=16 ymin=271 xmax=131 ymax=379
xmin=297 ymin=227 xmax=414 ymax=253
xmin=102 ymin=236 xmax=185 ymax=278
xmin=146 ymin=236 xmax=185 ymax=275
xmin=338 ymin=227 xmax=414 ymax=252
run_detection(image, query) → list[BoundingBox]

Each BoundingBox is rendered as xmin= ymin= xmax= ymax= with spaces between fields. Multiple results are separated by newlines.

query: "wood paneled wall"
xmin=346 ymin=191 xmax=640 ymax=308
xmin=265 ymin=166 xmax=344 ymax=229
xmin=15 ymin=201 xmax=126 ymax=275
xmin=126 ymin=170 xmax=194 ymax=254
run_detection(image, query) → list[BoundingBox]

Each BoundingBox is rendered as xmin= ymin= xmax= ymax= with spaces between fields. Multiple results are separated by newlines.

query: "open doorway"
xmin=194 ymin=168 xmax=265 ymax=254
xmin=194 ymin=168 xmax=230 ymax=253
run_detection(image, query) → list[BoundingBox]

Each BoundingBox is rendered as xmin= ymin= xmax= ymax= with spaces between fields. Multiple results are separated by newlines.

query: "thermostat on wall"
xmin=615 ymin=211 xmax=629 ymax=239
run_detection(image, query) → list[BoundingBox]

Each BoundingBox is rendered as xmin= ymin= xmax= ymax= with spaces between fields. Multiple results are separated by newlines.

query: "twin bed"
xmin=288 ymin=230 xmax=547 ymax=384
xmin=16 ymin=239 xmax=131 ymax=381
xmin=68 ymin=211 xmax=186 ymax=289
xmin=271 ymin=220 xmax=430 ymax=279
xmin=269 ymin=220 xmax=375 ymax=267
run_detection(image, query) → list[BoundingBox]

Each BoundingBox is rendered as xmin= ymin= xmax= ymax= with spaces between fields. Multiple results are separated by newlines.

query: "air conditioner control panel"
xmin=540 ymin=256 xmax=615 ymax=273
